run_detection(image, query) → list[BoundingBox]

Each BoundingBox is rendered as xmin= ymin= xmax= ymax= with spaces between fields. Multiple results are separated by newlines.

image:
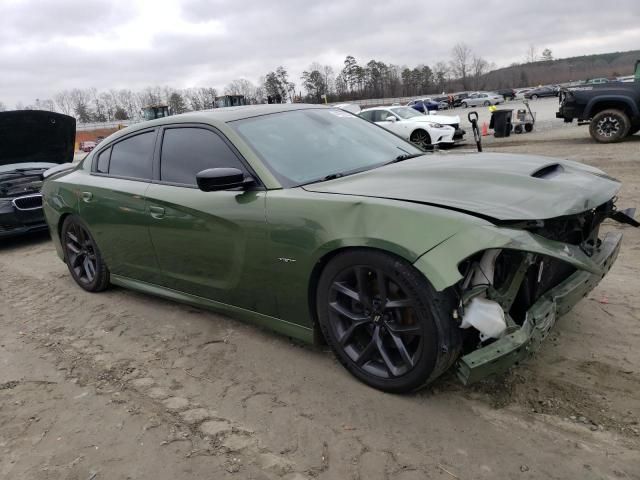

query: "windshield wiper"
xmin=387 ymin=152 xmax=426 ymax=164
xmin=321 ymin=173 xmax=344 ymax=181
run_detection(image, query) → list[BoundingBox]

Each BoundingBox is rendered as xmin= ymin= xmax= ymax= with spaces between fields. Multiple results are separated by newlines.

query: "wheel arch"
xmin=55 ymin=212 xmax=75 ymax=260
xmin=409 ymin=128 xmax=431 ymax=143
xmin=585 ymin=97 xmax=639 ymax=119
xmin=307 ymin=245 xmax=417 ymax=345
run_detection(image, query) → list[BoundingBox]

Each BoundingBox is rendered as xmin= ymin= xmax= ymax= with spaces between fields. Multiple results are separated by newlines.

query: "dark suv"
xmin=557 ymin=61 xmax=640 ymax=143
xmin=0 ymin=110 xmax=75 ymax=238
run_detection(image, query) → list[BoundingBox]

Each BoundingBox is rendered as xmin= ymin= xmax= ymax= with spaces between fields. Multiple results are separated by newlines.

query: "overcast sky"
xmin=1 ymin=0 xmax=639 ymax=107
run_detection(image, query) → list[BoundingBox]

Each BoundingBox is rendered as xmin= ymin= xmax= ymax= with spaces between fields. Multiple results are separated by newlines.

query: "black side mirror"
xmin=196 ymin=168 xmax=252 ymax=192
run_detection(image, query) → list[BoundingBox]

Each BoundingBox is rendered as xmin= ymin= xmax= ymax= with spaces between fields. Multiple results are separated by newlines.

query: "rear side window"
xmin=160 ymin=127 xmax=245 ymax=185
xmin=108 ymin=131 xmax=155 ymax=180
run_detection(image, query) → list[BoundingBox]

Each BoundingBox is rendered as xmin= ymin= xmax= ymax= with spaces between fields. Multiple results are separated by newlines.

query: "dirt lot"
xmin=1 ymin=125 xmax=639 ymax=480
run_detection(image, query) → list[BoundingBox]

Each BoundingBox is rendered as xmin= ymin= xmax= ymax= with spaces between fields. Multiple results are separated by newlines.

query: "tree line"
xmin=4 ymin=42 xmax=589 ymax=123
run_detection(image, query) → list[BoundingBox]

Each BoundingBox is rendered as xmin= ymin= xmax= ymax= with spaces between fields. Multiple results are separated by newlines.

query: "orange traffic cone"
xmin=481 ymin=122 xmax=488 ymax=136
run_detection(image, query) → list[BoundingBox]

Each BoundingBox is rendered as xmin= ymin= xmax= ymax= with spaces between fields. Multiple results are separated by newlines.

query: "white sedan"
xmin=359 ymin=106 xmax=456 ymax=147
xmin=460 ymin=92 xmax=503 ymax=108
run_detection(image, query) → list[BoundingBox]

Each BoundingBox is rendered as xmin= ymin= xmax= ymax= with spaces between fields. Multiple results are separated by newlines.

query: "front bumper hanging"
xmin=456 ymin=231 xmax=622 ymax=385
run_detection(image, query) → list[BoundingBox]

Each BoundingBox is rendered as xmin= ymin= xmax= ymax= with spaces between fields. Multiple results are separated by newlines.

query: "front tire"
xmin=61 ymin=215 xmax=110 ymax=292
xmin=316 ymin=250 xmax=461 ymax=393
xmin=589 ymin=109 xmax=630 ymax=143
xmin=531 ymin=94 xmax=538 ymax=100
xmin=409 ymin=129 xmax=432 ymax=148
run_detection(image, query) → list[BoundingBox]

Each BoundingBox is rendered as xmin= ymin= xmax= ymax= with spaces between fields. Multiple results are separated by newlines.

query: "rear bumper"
xmin=456 ymin=231 xmax=622 ymax=385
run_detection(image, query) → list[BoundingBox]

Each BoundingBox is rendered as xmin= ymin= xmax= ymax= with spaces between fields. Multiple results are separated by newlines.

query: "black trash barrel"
xmin=490 ymin=109 xmax=513 ymax=138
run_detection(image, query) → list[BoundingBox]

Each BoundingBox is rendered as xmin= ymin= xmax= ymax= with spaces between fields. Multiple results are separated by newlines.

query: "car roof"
xmin=105 ymin=104 xmax=327 ymax=142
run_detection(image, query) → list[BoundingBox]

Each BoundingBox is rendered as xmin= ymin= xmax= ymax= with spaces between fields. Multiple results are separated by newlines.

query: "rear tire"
xmin=316 ymin=250 xmax=461 ymax=393
xmin=461 ymin=102 xmax=468 ymax=108
xmin=483 ymin=101 xmax=490 ymax=107
xmin=589 ymin=109 xmax=630 ymax=143
xmin=531 ymin=94 xmax=538 ymax=100
xmin=61 ymin=215 xmax=110 ymax=292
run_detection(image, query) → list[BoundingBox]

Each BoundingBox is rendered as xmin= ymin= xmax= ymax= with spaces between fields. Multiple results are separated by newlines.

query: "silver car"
xmin=460 ymin=92 xmax=503 ymax=108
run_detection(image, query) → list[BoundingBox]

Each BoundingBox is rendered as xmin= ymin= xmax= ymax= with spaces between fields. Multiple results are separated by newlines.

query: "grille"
xmin=13 ymin=194 xmax=43 ymax=211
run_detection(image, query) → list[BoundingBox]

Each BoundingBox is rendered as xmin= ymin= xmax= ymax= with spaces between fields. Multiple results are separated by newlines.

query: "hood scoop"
xmin=531 ymin=163 xmax=564 ymax=179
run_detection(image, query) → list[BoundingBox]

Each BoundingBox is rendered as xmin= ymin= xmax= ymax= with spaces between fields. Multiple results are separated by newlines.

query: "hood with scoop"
xmin=0 ymin=110 xmax=76 ymax=169
xmin=303 ymin=153 xmax=620 ymax=222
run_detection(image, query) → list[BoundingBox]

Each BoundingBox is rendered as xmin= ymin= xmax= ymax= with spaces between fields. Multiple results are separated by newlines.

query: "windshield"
xmin=231 ymin=108 xmax=421 ymax=187
xmin=389 ymin=107 xmax=424 ymax=119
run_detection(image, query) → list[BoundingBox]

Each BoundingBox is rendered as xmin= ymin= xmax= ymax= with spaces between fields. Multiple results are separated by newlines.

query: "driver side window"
xmin=371 ymin=110 xmax=393 ymax=122
xmin=160 ymin=127 xmax=246 ymax=186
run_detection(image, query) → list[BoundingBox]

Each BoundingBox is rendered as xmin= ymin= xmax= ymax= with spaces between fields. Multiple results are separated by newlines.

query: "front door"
xmin=374 ymin=110 xmax=405 ymax=136
xmin=80 ymin=129 xmax=160 ymax=283
xmin=145 ymin=125 xmax=272 ymax=314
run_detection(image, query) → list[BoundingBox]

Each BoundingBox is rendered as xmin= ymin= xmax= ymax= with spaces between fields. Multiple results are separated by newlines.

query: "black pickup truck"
xmin=556 ymin=61 xmax=640 ymax=143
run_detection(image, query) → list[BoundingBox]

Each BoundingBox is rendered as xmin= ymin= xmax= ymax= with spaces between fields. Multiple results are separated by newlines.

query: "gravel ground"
xmin=1 ymin=126 xmax=639 ymax=480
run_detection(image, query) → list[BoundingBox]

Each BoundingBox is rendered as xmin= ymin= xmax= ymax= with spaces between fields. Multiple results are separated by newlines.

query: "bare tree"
xmin=450 ymin=43 xmax=473 ymax=89
xmin=117 ymin=89 xmax=139 ymax=119
xmin=54 ymin=91 xmax=74 ymax=116
xmin=433 ymin=61 xmax=450 ymax=92
xmin=224 ymin=79 xmax=257 ymax=101
xmin=471 ymin=55 xmax=490 ymax=90
xmin=0 ymin=101 xmax=6 ymax=112
xmin=526 ymin=44 xmax=538 ymax=63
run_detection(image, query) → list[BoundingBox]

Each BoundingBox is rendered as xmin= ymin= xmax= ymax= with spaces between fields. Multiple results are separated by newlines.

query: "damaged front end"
xmin=417 ymin=201 xmax=637 ymax=385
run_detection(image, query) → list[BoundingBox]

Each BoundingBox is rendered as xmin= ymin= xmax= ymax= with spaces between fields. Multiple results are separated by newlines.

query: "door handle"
xmin=81 ymin=191 xmax=93 ymax=202
xmin=149 ymin=206 xmax=165 ymax=219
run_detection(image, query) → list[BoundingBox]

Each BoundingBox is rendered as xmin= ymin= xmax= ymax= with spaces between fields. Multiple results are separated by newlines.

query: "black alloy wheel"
xmin=410 ymin=129 xmax=431 ymax=148
xmin=589 ymin=109 xmax=630 ymax=143
xmin=61 ymin=215 xmax=110 ymax=292
xmin=328 ymin=266 xmax=421 ymax=378
xmin=317 ymin=250 xmax=461 ymax=392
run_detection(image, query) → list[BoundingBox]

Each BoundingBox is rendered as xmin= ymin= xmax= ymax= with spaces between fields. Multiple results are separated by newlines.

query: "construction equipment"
xmin=142 ymin=104 xmax=171 ymax=121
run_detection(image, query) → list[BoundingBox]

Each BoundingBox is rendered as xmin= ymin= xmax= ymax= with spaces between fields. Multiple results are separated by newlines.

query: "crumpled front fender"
xmin=413 ymin=225 xmax=605 ymax=291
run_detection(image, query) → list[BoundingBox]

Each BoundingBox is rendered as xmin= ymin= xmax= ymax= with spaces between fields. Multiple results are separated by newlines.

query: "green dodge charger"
xmin=42 ymin=104 xmax=638 ymax=392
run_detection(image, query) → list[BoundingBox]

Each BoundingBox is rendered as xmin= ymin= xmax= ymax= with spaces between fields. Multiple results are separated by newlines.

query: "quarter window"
xmin=95 ymin=147 xmax=111 ymax=173
xmin=160 ymin=127 xmax=246 ymax=185
xmin=108 ymin=131 xmax=155 ymax=179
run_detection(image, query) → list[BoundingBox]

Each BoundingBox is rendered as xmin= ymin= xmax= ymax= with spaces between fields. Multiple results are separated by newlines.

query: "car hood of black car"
xmin=0 ymin=110 xmax=76 ymax=168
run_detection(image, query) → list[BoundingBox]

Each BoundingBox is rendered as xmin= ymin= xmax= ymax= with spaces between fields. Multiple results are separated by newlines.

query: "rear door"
xmin=80 ymin=129 xmax=160 ymax=283
xmin=145 ymin=125 xmax=272 ymax=312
